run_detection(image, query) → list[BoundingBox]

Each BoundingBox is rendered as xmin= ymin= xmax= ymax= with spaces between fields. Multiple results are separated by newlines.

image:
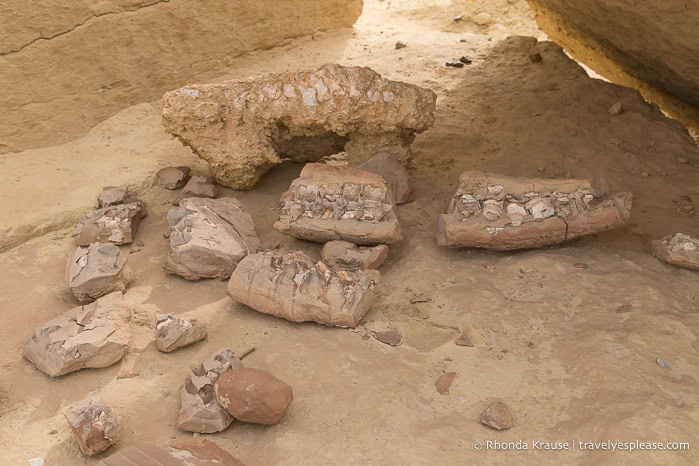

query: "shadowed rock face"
xmin=227 ymin=251 xmax=379 ymax=328
xmin=162 ymin=64 xmax=437 ymax=189
xmin=437 ymin=172 xmax=632 ymax=250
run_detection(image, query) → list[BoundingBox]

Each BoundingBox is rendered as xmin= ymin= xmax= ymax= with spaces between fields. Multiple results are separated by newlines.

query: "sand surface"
xmin=1 ymin=1 xmax=697 ymax=465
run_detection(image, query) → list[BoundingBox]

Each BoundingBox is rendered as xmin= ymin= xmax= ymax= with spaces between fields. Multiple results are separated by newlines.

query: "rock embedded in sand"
xmin=435 ymin=372 xmax=457 ymax=395
xmin=74 ymin=202 xmax=143 ymax=246
xmin=367 ymin=321 xmax=403 ymax=346
xmin=359 ymin=152 xmax=414 ymax=204
xmin=321 ymin=240 xmax=388 ymax=271
xmin=178 ymin=348 xmax=243 ymax=433
xmin=166 ymin=197 xmax=260 ymax=280
xmin=98 ymin=186 xmax=128 ymax=208
xmin=156 ymin=166 xmax=191 ymax=189
xmin=67 ymin=243 xmax=133 ymax=303
xmin=480 ymin=401 xmax=514 ymax=430
xmin=437 ymin=171 xmax=632 ymax=250
xmin=274 ymin=163 xmax=403 ymax=245
xmin=650 ymin=233 xmax=699 ymax=271
xmin=24 ymin=292 xmax=130 ymax=377
xmin=183 ymin=175 xmax=218 ymax=198
xmin=608 ymin=102 xmax=623 ymax=116
xmin=227 ymin=250 xmax=379 ymax=328
xmin=215 ymin=368 xmax=293 ymax=425
xmin=97 ymin=439 xmax=245 ymax=466
xmin=155 ymin=313 xmax=208 ymax=353
xmin=454 ymin=333 xmax=474 ymax=347
xmin=162 ymin=64 xmax=436 ymax=190
xmin=65 ymin=392 xmax=119 ymax=456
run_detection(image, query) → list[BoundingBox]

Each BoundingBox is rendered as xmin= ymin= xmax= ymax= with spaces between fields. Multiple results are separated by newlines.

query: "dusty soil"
xmin=1 ymin=1 xmax=698 ymax=465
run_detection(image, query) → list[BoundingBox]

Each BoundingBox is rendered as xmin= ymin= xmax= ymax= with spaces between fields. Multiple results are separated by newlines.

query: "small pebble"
xmin=615 ymin=304 xmax=632 ymax=314
xmin=446 ymin=61 xmax=464 ymax=68
xmin=472 ymin=12 xmax=491 ymax=26
xmin=163 ymin=232 xmax=171 ymax=239
xmin=529 ymin=52 xmax=542 ymax=63
xmin=656 ymin=358 xmax=670 ymax=370
xmin=395 ymin=41 xmax=407 ymax=50
xmin=573 ymin=263 xmax=589 ymax=269
xmin=459 ymin=56 xmax=472 ymax=64
xmin=678 ymin=157 xmax=688 ymax=164
xmin=136 ymin=241 xmax=145 ymax=247
xmin=454 ymin=14 xmax=463 ymax=22
xmin=608 ymin=102 xmax=623 ymax=116
xmin=641 ymin=171 xmax=649 ymax=177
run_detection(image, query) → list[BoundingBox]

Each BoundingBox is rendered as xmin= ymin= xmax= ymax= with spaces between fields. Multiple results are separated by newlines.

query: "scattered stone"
xmin=615 ymin=304 xmax=632 ymax=314
xmin=367 ymin=321 xmax=403 ymax=346
xmin=608 ymin=101 xmax=624 ymax=115
xmin=435 ymin=372 xmax=456 ymax=395
xmin=227 ymin=251 xmax=379 ymax=328
xmin=67 ymin=243 xmax=133 ymax=303
xmin=183 ymin=175 xmax=218 ymax=198
xmin=651 ymin=233 xmax=699 ymax=270
xmin=321 ymin=240 xmax=388 ymax=271
xmin=480 ymin=401 xmax=513 ymax=430
xmin=215 ymin=368 xmax=293 ymax=425
xmin=156 ymin=314 xmax=208 ymax=353
xmin=446 ymin=61 xmax=465 ymax=68
xmin=678 ymin=157 xmax=689 ymax=164
xmin=454 ymin=333 xmax=474 ymax=347
xmin=166 ymin=197 xmax=260 ymax=280
xmin=454 ymin=14 xmax=463 ymax=21
xmin=437 ymin=172 xmax=633 ymax=250
xmin=573 ymin=263 xmax=589 ymax=269
xmin=459 ymin=56 xmax=472 ymax=65
xmin=527 ymin=341 xmax=536 ymax=349
xmin=472 ymin=12 xmax=492 ymax=25
xmin=74 ymin=202 xmax=143 ymax=246
xmin=136 ymin=240 xmax=145 ymax=247
xmin=97 ymin=439 xmax=245 ymax=466
xmin=358 ymin=152 xmax=414 ymax=204
xmin=656 ymin=358 xmax=670 ymax=370
xmin=65 ymin=392 xmax=119 ymax=456
xmin=162 ymin=64 xmax=436 ymax=189
xmin=178 ymin=349 xmax=243 ymax=433
xmin=274 ymin=163 xmax=403 ymax=245
xmin=24 ymin=292 xmax=130 ymax=377
xmin=98 ymin=186 xmax=128 ymax=208
xmin=529 ymin=52 xmax=543 ymax=63
xmin=395 ymin=41 xmax=407 ymax=49
xmin=156 ymin=166 xmax=191 ymax=189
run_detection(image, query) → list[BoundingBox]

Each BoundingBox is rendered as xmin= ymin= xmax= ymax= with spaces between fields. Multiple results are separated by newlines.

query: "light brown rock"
xmin=650 ymin=233 xmax=699 ymax=271
xmin=74 ymin=202 xmax=143 ymax=246
xmin=162 ymin=64 xmax=436 ymax=189
xmin=321 ymin=241 xmax=389 ymax=271
xmin=155 ymin=314 xmax=208 ymax=353
xmin=358 ymin=152 xmax=414 ymax=204
xmin=183 ymin=176 xmax=218 ymax=198
xmin=480 ymin=401 xmax=514 ymax=430
xmin=97 ymin=439 xmax=245 ymax=466
xmin=23 ymin=292 xmax=131 ymax=377
xmin=65 ymin=392 xmax=119 ymax=456
xmin=178 ymin=349 xmax=243 ymax=433
xmin=166 ymin=197 xmax=260 ymax=280
xmin=156 ymin=166 xmax=191 ymax=189
xmin=274 ymin=163 xmax=403 ymax=245
xmin=215 ymin=368 xmax=293 ymax=425
xmin=227 ymin=251 xmax=379 ymax=328
xmin=67 ymin=243 xmax=133 ymax=303
xmin=98 ymin=186 xmax=128 ymax=208
xmin=437 ymin=171 xmax=632 ymax=250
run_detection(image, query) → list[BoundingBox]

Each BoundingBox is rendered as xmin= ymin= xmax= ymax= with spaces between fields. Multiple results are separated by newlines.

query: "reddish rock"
xmin=97 ymin=439 xmax=245 ymax=465
xmin=435 ymin=372 xmax=457 ymax=395
xmin=454 ymin=333 xmax=474 ymax=347
xmin=359 ymin=152 xmax=414 ymax=204
xmin=74 ymin=203 xmax=143 ymax=246
xmin=65 ymin=392 xmax=119 ymax=456
xmin=480 ymin=401 xmax=514 ymax=430
xmin=215 ymin=368 xmax=293 ymax=425
xmin=367 ymin=321 xmax=403 ymax=346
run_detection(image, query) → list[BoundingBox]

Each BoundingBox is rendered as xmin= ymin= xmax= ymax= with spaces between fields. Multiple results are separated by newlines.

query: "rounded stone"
xmin=215 ymin=368 xmax=293 ymax=425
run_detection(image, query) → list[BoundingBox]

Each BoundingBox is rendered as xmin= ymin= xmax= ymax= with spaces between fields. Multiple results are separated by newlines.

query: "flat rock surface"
xmin=67 ymin=243 xmax=133 ymax=303
xmin=97 ymin=439 xmax=245 ymax=465
xmin=227 ymin=251 xmax=379 ymax=328
xmin=74 ymin=203 xmax=143 ymax=246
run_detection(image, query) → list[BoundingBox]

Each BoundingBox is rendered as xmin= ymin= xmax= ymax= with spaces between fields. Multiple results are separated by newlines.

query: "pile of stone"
xmin=165 ymin=197 xmax=260 ymax=280
xmin=437 ymin=172 xmax=633 ymax=250
xmin=651 ymin=233 xmax=699 ymax=270
xmin=66 ymin=243 xmax=133 ymax=303
xmin=274 ymin=163 xmax=402 ymax=245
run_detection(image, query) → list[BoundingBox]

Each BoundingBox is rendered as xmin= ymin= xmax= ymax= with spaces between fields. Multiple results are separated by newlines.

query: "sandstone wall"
xmin=0 ymin=0 xmax=363 ymax=154
xmin=527 ymin=0 xmax=699 ymax=109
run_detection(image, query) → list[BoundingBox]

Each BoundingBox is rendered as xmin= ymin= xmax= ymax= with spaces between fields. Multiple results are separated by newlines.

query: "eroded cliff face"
xmin=0 ymin=0 xmax=363 ymax=154
xmin=528 ymin=0 xmax=699 ymax=118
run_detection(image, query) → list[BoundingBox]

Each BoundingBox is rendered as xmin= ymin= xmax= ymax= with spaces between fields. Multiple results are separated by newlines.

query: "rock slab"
xmin=650 ymin=233 xmax=699 ymax=271
xmin=98 ymin=186 xmax=128 ymax=208
xmin=274 ymin=163 xmax=403 ymax=245
xmin=67 ymin=243 xmax=133 ymax=303
xmin=480 ymin=401 xmax=514 ymax=430
xmin=23 ymin=292 xmax=131 ymax=377
xmin=215 ymin=368 xmax=293 ymax=425
xmin=437 ymin=171 xmax=632 ymax=250
xmin=97 ymin=439 xmax=245 ymax=465
xmin=156 ymin=166 xmax=191 ymax=189
xmin=65 ymin=392 xmax=119 ymax=456
xmin=74 ymin=202 xmax=143 ymax=246
xmin=227 ymin=251 xmax=379 ymax=328
xmin=156 ymin=313 xmax=208 ymax=353
xmin=166 ymin=197 xmax=260 ymax=280
xmin=321 ymin=240 xmax=388 ymax=271
xmin=178 ymin=349 xmax=243 ymax=433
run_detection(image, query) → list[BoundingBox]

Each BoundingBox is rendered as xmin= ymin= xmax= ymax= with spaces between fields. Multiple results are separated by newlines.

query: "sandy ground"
xmin=1 ymin=1 xmax=698 ymax=465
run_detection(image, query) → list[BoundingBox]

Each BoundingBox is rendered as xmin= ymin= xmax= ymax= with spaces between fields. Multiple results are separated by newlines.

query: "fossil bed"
xmin=0 ymin=1 xmax=698 ymax=465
